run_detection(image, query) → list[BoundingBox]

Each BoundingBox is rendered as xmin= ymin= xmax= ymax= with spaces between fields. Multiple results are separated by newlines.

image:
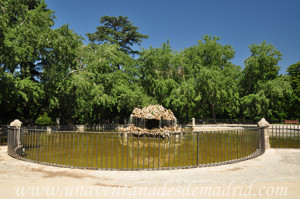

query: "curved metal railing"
xmin=7 ymin=127 xmax=265 ymax=170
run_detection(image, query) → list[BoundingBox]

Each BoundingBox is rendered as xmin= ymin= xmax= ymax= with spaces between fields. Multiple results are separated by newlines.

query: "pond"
xmin=20 ymin=129 xmax=261 ymax=170
xmin=270 ymin=137 xmax=300 ymax=148
xmin=269 ymin=125 xmax=300 ymax=148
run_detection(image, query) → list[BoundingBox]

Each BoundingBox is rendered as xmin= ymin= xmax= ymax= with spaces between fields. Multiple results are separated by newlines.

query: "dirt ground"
xmin=0 ymin=146 xmax=300 ymax=199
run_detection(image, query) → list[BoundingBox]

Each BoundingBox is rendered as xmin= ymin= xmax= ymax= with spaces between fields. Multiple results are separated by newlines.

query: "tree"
xmin=0 ymin=0 xmax=83 ymax=124
xmin=67 ymin=44 xmax=153 ymax=124
xmin=139 ymin=42 xmax=177 ymax=101
xmin=286 ymin=62 xmax=300 ymax=119
xmin=183 ymin=35 xmax=239 ymax=120
xmin=240 ymin=42 xmax=293 ymax=122
xmin=195 ymin=66 xmax=240 ymax=120
xmin=241 ymin=77 xmax=293 ymax=122
xmin=183 ymin=35 xmax=235 ymax=70
xmin=165 ymin=78 xmax=201 ymax=123
xmin=0 ymin=0 xmax=54 ymax=124
xmin=41 ymin=25 xmax=83 ymax=124
xmin=139 ymin=42 xmax=200 ymax=122
xmin=0 ymin=0 xmax=55 ymax=80
xmin=87 ymin=16 xmax=148 ymax=56
xmin=241 ymin=41 xmax=282 ymax=95
xmin=287 ymin=62 xmax=300 ymax=96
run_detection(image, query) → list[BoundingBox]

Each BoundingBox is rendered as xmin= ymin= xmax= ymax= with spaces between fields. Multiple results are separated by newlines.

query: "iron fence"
xmin=7 ymin=127 xmax=265 ymax=170
xmin=270 ymin=125 xmax=300 ymax=148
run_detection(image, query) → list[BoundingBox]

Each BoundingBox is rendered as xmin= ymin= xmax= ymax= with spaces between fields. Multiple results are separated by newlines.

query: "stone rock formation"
xmin=121 ymin=105 xmax=182 ymax=136
xmin=131 ymin=105 xmax=176 ymax=121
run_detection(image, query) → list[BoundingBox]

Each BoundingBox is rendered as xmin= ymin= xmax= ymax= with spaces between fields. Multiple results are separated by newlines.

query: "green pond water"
xmin=20 ymin=130 xmax=261 ymax=169
xmin=269 ymin=126 xmax=300 ymax=148
xmin=270 ymin=137 xmax=300 ymax=148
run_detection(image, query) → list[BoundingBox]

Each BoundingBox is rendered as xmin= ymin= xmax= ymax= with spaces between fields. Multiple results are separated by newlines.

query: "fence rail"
xmin=270 ymin=125 xmax=300 ymax=148
xmin=7 ymin=127 xmax=265 ymax=170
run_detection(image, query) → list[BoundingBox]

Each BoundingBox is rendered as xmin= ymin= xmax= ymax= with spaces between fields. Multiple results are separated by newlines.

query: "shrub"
xmin=35 ymin=113 xmax=52 ymax=126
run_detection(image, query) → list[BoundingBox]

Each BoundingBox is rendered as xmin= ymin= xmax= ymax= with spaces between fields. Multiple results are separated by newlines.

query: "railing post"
xmin=196 ymin=132 xmax=199 ymax=166
xmin=37 ymin=132 xmax=40 ymax=161
xmin=192 ymin=118 xmax=195 ymax=129
xmin=257 ymin=118 xmax=271 ymax=150
xmin=237 ymin=130 xmax=239 ymax=160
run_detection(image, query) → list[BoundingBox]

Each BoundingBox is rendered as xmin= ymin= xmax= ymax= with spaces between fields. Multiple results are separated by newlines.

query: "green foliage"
xmin=239 ymin=41 xmax=293 ymax=122
xmin=0 ymin=1 xmax=296 ymax=124
xmin=63 ymin=44 xmax=154 ymax=124
xmin=0 ymin=0 xmax=52 ymax=123
xmin=286 ymin=62 xmax=300 ymax=119
xmin=287 ymin=62 xmax=300 ymax=96
xmin=139 ymin=42 xmax=178 ymax=100
xmin=241 ymin=41 xmax=282 ymax=95
xmin=0 ymin=0 xmax=83 ymax=124
xmin=0 ymin=0 xmax=55 ymax=79
xmin=182 ymin=35 xmax=239 ymax=120
xmin=35 ymin=112 xmax=52 ymax=126
xmin=241 ymin=75 xmax=293 ymax=122
xmin=165 ymin=78 xmax=201 ymax=123
xmin=138 ymin=37 xmax=240 ymax=122
xmin=241 ymin=92 xmax=269 ymax=120
xmin=183 ymin=35 xmax=235 ymax=71
xmin=87 ymin=16 xmax=148 ymax=55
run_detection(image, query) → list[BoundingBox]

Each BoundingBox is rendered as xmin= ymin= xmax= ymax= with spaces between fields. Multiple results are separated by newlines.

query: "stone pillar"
xmin=46 ymin=126 xmax=51 ymax=135
xmin=9 ymin=119 xmax=22 ymax=149
xmin=56 ymin=118 xmax=60 ymax=126
xmin=56 ymin=118 xmax=60 ymax=130
xmin=192 ymin=118 xmax=195 ymax=128
xmin=257 ymin=118 xmax=271 ymax=149
xmin=76 ymin=125 xmax=85 ymax=132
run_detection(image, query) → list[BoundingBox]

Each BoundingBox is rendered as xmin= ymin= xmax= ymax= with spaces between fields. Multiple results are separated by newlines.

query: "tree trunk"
xmin=211 ymin=102 xmax=216 ymax=123
xmin=186 ymin=103 xmax=189 ymax=124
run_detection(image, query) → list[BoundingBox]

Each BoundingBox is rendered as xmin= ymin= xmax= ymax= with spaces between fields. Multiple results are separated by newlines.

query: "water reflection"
xmin=22 ymin=130 xmax=260 ymax=170
xmin=119 ymin=134 xmax=182 ymax=168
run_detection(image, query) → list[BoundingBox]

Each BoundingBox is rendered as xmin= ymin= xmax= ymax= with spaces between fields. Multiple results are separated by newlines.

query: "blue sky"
xmin=45 ymin=0 xmax=300 ymax=73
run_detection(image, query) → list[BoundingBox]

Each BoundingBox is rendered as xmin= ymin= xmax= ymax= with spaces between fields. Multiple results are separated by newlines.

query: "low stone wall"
xmin=192 ymin=125 xmax=256 ymax=131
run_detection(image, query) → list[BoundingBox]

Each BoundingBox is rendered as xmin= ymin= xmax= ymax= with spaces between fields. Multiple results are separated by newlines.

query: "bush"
xmin=35 ymin=113 xmax=52 ymax=126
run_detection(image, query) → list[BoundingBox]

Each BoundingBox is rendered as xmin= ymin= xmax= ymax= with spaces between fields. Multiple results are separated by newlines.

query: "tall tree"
xmin=67 ymin=44 xmax=153 ymax=124
xmin=241 ymin=41 xmax=282 ymax=95
xmin=183 ymin=35 xmax=235 ymax=70
xmin=287 ymin=62 xmax=300 ymax=97
xmin=183 ymin=35 xmax=239 ymax=120
xmin=139 ymin=42 xmax=177 ymax=101
xmin=0 ymin=0 xmax=83 ymax=124
xmin=87 ymin=16 xmax=148 ymax=56
xmin=139 ymin=42 xmax=199 ymax=122
xmin=286 ymin=62 xmax=300 ymax=119
xmin=240 ymin=42 xmax=293 ymax=122
xmin=0 ymin=0 xmax=54 ymax=123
